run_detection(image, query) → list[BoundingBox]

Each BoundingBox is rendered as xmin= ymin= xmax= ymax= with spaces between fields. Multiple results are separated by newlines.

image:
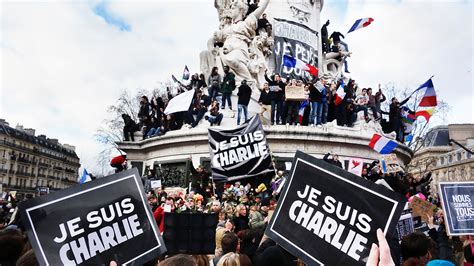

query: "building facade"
xmin=0 ymin=119 xmax=81 ymax=199
xmin=409 ymin=124 xmax=474 ymax=197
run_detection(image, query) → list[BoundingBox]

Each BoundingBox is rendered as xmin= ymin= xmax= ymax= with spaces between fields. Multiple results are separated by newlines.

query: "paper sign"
xmin=348 ymin=158 xmax=363 ymax=176
xmin=397 ymin=209 xmax=415 ymax=239
xmin=439 ymin=182 xmax=474 ymax=235
xmin=19 ymin=168 xmax=166 ymax=265
xmin=151 ymin=180 xmax=162 ymax=189
xmin=285 ymin=85 xmax=307 ymax=101
xmin=380 ymin=154 xmax=403 ymax=174
xmin=265 ymin=151 xmax=405 ymax=265
xmin=410 ymin=196 xmax=437 ymax=222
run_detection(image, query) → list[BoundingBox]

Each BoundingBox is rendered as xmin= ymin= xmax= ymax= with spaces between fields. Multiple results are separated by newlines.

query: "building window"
xmin=457 ymin=153 xmax=462 ymax=161
xmin=468 ymin=153 xmax=472 ymax=159
xmin=449 ymin=155 xmax=453 ymax=163
xmin=439 ymin=157 xmax=445 ymax=165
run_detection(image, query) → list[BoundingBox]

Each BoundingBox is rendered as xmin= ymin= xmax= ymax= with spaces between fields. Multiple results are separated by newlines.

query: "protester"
xmin=323 ymin=152 xmax=343 ymax=168
xmin=121 ymin=113 xmax=139 ymax=141
xmin=208 ymin=67 xmax=221 ymax=101
xmin=221 ymin=66 xmax=236 ymax=110
xmin=258 ymin=82 xmax=272 ymax=124
xmin=206 ymin=100 xmax=224 ymax=126
xmin=264 ymin=71 xmax=285 ymax=125
xmin=237 ymin=80 xmax=252 ymax=125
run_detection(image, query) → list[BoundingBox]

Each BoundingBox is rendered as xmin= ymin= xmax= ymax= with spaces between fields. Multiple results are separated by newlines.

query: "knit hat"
xmin=256 ymin=183 xmax=267 ymax=193
xmin=426 ymin=260 xmax=455 ymax=266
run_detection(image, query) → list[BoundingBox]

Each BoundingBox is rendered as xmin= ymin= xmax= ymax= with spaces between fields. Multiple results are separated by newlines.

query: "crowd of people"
xmin=1 ymin=151 xmax=473 ymax=265
xmin=122 ymin=69 xmax=414 ymax=143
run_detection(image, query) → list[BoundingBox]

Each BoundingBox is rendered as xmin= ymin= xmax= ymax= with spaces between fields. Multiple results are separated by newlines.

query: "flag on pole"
xmin=400 ymin=106 xmax=416 ymax=133
xmin=416 ymin=79 xmax=437 ymax=107
xmin=415 ymin=108 xmax=435 ymax=122
xmin=348 ymin=18 xmax=374 ymax=33
xmin=171 ymin=75 xmax=179 ymax=83
xmin=334 ymin=81 xmax=346 ymax=106
xmin=283 ymin=55 xmax=318 ymax=76
xmin=298 ymin=100 xmax=308 ymax=123
xmin=369 ymin=133 xmax=398 ymax=154
xmin=182 ymin=65 xmax=190 ymax=80
xmin=79 ymin=168 xmax=91 ymax=184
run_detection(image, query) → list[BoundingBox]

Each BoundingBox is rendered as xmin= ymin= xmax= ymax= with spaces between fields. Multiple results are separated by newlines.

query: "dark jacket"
xmin=309 ymin=84 xmax=323 ymax=102
xmin=323 ymin=153 xmax=342 ymax=168
xmin=258 ymin=89 xmax=272 ymax=105
xmin=237 ymin=84 xmax=252 ymax=105
xmin=221 ymin=72 xmax=236 ymax=94
xmin=330 ymin=31 xmax=345 ymax=43
xmin=264 ymin=74 xmax=285 ymax=101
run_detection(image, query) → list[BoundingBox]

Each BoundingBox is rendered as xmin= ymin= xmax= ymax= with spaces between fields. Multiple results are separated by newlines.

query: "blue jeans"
xmin=271 ymin=100 xmax=283 ymax=124
xmin=237 ymin=104 xmax=248 ymax=125
xmin=208 ymin=113 xmax=223 ymax=125
xmin=146 ymin=127 xmax=161 ymax=138
xmin=310 ymin=102 xmax=323 ymax=125
xmin=221 ymin=93 xmax=232 ymax=109
xmin=208 ymin=86 xmax=218 ymax=100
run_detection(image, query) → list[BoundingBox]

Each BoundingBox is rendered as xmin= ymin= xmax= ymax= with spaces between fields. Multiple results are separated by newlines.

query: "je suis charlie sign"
xmin=20 ymin=168 xmax=166 ymax=266
xmin=265 ymin=151 xmax=405 ymax=265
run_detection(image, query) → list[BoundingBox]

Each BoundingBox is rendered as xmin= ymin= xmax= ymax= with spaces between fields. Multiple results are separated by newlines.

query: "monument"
xmin=117 ymin=0 xmax=413 ymax=185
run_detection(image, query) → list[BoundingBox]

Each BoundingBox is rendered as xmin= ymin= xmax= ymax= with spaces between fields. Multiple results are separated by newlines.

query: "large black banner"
xmin=273 ymin=18 xmax=318 ymax=81
xmin=265 ymin=151 xmax=405 ymax=265
xmin=439 ymin=182 xmax=474 ymax=236
xmin=20 ymin=168 xmax=166 ymax=266
xmin=208 ymin=115 xmax=273 ymax=181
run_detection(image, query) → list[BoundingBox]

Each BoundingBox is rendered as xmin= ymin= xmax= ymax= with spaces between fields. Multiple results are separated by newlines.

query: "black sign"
xmin=439 ymin=182 xmax=474 ymax=235
xmin=273 ymin=18 xmax=318 ymax=81
xmin=265 ymin=151 xmax=405 ymax=265
xmin=163 ymin=213 xmax=218 ymax=255
xmin=20 ymin=168 xmax=166 ymax=266
xmin=208 ymin=115 xmax=273 ymax=181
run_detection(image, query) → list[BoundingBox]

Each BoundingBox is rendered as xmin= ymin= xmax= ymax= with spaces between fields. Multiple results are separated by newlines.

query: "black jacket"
xmin=237 ymin=84 xmax=252 ymax=105
xmin=309 ymin=84 xmax=323 ymax=102
xmin=323 ymin=153 xmax=342 ymax=168
xmin=264 ymin=74 xmax=285 ymax=101
xmin=258 ymin=90 xmax=271 ymax=105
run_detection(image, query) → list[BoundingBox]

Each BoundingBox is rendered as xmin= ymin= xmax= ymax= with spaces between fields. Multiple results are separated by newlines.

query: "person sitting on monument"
xmin=330 ymin=31 xmax=349 ymax=54
xmin=258 ymin=82 xmax=272 ymax=124
xmin=354 ymin=88 xmax=371 ymax=123
xmin=237 ymin=79 xmax=252 ymax=125
xmin=323 ymin=152 xmax=343 ymax=168
xmin=121 ymin=113 xmax=139 ymax=141
xmin=206 ymin=100 xmax=224 ymax=126
xmin=208 ymin=66 xmax=221 ymax=101
xmin=257 ymin=12 xmax=270 ymax=35
xmin=145 ymin=116 xmax=163 ymax=138
xmin=247 ymin=0 xmax=259 ymax=15
xmin=221 ymin=66 xmax=236 ymax=110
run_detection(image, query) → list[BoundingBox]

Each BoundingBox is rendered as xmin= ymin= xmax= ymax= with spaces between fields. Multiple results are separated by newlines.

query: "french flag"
xmin=298 ymin=100 xmax=308 ymax=123
xmin=348 ymin=18 xmax=374 ymax=33
xmin=283 ymin=55 xmax=318 ymax=76
xmin=369 ymin=133 xmax=398 ymax=154
xmin=334 ymin=81 xmax=346 ymax=106
xmin=417 ymin=79 xmax=437 ymax=107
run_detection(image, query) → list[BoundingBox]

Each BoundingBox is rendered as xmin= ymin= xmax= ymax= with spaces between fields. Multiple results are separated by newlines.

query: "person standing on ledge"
xmin=237 ymin=79 xmax=252 ymax=125
xmin=221 ymin=66 xmax=236 ymax=110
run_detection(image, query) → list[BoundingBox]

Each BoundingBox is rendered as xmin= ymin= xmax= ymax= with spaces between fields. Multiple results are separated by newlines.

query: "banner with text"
xmin=439 ymin=182 xmax=474 ymax=235
xmin=208 ymin=115 xmax=273 ymax=181
xmin=273 ymin=18 xmax=318 ymax=81
xmin=20 ymin=168 xmax=166 ymax=266
xmin=265 ymin=151 xmax=405 ymax=265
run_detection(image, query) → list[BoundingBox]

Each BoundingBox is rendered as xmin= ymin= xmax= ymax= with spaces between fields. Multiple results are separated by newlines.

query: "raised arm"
xmin=251 ymin=0 xmax=270 ymax=19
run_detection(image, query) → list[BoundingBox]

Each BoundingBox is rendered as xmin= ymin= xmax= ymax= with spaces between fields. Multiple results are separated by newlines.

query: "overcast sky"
xmin=1 ymin=0 xmax=472 ymax=175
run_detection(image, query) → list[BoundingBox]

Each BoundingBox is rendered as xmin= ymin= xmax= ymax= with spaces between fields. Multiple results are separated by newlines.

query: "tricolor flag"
xmin=283 ymin=55 xmax=318 ymax=76
xmin=369 ymin=133 xmax=398 ymax=154
xmin=416 ymin=79 xmax=437 ymax=107
xmin=298 ymin=100 xmax=308 ymax=123
xmin=171 ymin=74 xmax=179 ymax=83
xmin=182 ymin=65 xmax=190 ymax=80
xmin=401 ymin=106 xmax=416 ymax=134
xmin=334 ymin=81 xmax=346 ymax=106
xmin=415 ymin=108 xmax=435 ymax=122
xmin=79 ymin=168 xmax=91 ymax=184
xmin=348 ymin=18 xmax=374 ymax=33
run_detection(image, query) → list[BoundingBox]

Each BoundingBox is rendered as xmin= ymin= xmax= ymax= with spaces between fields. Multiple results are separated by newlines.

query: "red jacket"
xmin=153 ymin=206 xmax=165 ymax=233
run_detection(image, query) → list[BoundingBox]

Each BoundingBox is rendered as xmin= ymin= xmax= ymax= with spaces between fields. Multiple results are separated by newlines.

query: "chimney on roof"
xmin=24 ymin=128 xmax=36 ymax=136
xmin=63 ymin=144 xmax=76 ymax=152
xmin=16 ymin=124 xmax=24 ymax=131
xmin=0 ymin=119 xmax=8 ymax=126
